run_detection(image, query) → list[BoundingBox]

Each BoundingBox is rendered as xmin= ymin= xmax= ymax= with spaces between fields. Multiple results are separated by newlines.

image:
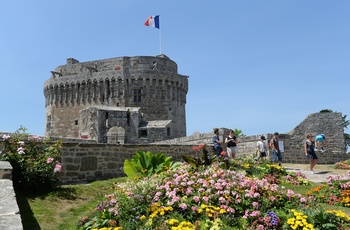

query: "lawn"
xmin=17 ymin=178 xmax=126 ymax=230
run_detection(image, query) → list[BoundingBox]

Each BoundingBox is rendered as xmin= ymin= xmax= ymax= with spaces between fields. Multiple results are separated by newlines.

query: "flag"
xmin=144 ymin=15 xmax=160 ymax=29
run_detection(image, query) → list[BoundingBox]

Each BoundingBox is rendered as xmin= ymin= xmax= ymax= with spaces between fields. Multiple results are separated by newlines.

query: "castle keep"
xmin=43 ymin=54 xmax=188 ymax=143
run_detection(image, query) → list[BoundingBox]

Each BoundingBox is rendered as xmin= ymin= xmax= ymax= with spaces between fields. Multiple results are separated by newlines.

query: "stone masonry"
xmin=1 ymin=111 xmax=348 ymax=184
xmin=0 ymin=161 xmax=23 ymax=230
xmin=43 ymin=54 xmax=188 ymax=144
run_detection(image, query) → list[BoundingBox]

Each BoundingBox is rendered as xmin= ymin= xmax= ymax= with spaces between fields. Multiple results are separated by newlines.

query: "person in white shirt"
xmin=257 ymin=136 xmax=268 ymax=163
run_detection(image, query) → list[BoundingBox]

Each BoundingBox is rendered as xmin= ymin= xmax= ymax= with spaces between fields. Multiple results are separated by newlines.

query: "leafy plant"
xmin=181 ymin=144 xmax=217 ymax=169
xmin=0 ymin=127 xmax=62 ymax=193
xmin=123 ymin=150 xmax=180 ymax=179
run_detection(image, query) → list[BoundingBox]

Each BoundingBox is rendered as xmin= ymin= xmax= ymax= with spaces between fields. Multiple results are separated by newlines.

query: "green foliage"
xmin=182 ymin=144 xmax=218 ymax=169
xmin=320 ymin=109 xmax=333 ymax=113
xmin=0 ymin=127 xmax=62 ymax=193
xmin=123 ymin=150 xmax=179 ymax=179
xmin=232 ymin=128 xmax=245 ymax=137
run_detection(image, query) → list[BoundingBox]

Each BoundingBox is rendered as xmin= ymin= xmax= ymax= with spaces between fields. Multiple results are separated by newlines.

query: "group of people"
xmin=212 ymin=128 xmax=326 ymax=174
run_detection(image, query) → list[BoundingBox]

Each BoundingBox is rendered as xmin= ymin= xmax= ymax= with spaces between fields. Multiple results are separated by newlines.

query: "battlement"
xmin=43 ymin=55 xmax=189 ymax=143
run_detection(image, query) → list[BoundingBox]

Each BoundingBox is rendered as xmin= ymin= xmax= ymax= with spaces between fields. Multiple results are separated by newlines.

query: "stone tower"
xmin=43 ymin=54 xmax=189 ymax=143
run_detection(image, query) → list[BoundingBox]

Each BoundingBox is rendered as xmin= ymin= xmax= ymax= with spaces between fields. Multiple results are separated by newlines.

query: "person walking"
xmin=225 ymin=129 xmax=238 ymax=159
xmin=270 ymin=132 xmax=282 ymax=166
xmin=257 ymin=136 xmax=268 ymax=163
xmin=305 ymin=134 xmax=318 ymax=174
xmin=212 ymin=128 xmax=223 ymax=157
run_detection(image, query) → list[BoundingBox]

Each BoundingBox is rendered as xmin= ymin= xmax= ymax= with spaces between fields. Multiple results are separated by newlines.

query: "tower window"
xmin=138 ymin=130 xmax=148 ymax=138
xmin=167 ymin=127 xmax=171 ymax=137
xmin=75 ymin=120 xmax=78 ymax=125
xmin=46 ymin=115 xmax=52 ymax=131
xmin=133 ymin=88 xmax=142 ymax=103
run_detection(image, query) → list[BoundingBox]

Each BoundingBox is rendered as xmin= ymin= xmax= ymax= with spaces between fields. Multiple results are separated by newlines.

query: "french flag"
xmin=144 ymin=15 xmax=160 ymax=29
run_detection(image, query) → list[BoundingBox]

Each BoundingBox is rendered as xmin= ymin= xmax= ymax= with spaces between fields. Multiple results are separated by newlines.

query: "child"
xmin=315 ymin=134 xmax=326 ymax=152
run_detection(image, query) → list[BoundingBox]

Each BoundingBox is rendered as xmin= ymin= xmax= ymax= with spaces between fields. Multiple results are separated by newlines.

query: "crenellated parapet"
xmin=44 ymin=55 xmax=188 ymax=107
xmin=43 ymin=54 xmax=189 ymax=142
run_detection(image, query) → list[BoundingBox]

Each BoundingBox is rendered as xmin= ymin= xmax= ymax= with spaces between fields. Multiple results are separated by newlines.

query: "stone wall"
xmin=2 ymin=111 xmax=348 ymax=184
xmin=0 ymin=161 xmax=23 ymax=229
xmin=59 ymin=143 xmax=194 ymax=184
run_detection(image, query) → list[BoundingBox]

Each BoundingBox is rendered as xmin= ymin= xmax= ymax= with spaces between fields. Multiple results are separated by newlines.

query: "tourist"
xmin=315 ymin=133 xmax=326 ymax=152
xmin=212 ymin=128 xmax=223 ymax=157
xmin=305 ymin=134 xmax=318 ymax=174
xmin=225 ymin=129 xmax=238 ymax=158
xmin=257 ymin=135 xmax=268 ymax=163
xmin=270 ymin=132 xmax=282 ymax=166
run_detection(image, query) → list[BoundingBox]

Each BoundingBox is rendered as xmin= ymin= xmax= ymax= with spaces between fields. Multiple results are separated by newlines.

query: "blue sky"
xmin=0 ymin=1 xmax=349 ymax=137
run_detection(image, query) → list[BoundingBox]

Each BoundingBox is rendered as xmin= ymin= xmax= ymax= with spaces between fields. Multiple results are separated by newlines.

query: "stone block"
xmin=80 ymin=157 xmax=97 ymax=171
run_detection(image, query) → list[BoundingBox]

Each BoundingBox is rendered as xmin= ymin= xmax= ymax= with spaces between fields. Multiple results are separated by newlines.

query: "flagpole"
xmin=159 ymin=27 xmax=162 ymax=54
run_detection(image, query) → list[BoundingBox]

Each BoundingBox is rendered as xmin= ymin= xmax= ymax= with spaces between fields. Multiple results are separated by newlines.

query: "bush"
xmin=0 ymin=127 xmax=62 ymax=193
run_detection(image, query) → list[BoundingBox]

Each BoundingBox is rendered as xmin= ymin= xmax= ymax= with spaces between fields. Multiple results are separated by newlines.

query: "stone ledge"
xmin=0 ymin=161 xmax=12 ymax=180
xmin=0 ymin=163 xmax=23 ymax=230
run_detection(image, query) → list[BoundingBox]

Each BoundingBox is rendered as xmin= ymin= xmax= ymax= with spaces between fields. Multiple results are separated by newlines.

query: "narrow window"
xmin=167 ymin=127 xmax=171 ymax=137
xmin=75 ymin=120 xmax=78 ymax=125
xmin=46 ymin=115 xmax=52 ymax=131
xmin=133 ymin=88 xmax=142 ymax=103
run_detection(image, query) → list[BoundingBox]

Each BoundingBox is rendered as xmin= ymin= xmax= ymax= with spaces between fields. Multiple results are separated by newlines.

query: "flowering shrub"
xmin=182 ymin=144 xmax=217 ymax=169
xmin=0 ymin=127 xmax=62 ymax=193
xmin=79 ymin=162 xmax=313 ymax=229
xmin=335 ymin=160 xmax=350 ymax=169
xmin=284 ymin=171 xmax=310 ymax=186
xmin=306 ymin=174 xmax=350 ymax=207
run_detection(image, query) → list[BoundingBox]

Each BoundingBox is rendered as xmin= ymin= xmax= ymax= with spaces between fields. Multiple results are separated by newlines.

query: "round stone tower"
xmin=43 ymin=54 xmax=189 ymax=143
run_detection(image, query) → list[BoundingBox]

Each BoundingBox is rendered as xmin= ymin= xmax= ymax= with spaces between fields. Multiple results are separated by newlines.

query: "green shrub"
xmin=123 ymin=150 xmax=180 ymax=179
xmin=0 ymin=127 xmax=62 ymax=193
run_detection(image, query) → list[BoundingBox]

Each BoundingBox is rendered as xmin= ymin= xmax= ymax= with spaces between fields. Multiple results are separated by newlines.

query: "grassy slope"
xmin=18 ymin=178 xmax=126 ymax=230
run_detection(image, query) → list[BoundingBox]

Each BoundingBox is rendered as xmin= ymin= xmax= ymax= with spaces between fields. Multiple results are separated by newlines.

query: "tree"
xmin=342 ymin=114 xmax=350 ymax=151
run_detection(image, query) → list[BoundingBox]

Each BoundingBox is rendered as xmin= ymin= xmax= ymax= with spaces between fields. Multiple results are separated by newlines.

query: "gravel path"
xmin=283 ymin=163 xmax=349 ymax=183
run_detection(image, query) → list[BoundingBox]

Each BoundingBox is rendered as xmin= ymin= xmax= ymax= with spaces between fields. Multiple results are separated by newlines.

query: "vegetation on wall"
xmin=0 ymin=127 xmax=62 ymax=193
xmin=319 ymin=109 xmax=350 ymax=151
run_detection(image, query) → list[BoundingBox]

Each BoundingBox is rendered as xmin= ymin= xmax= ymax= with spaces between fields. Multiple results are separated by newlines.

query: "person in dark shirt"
xmin=225 ymin=129 xmax=238 ymax=158
xmin=212 ymin=128 xmax=223 ymax=157
xmin=270 ymin=132 xmax=282 ymax=166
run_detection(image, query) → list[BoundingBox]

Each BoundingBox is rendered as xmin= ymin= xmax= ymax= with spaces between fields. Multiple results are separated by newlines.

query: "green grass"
xmin=18 ymin=178 xmax=126 ymax=230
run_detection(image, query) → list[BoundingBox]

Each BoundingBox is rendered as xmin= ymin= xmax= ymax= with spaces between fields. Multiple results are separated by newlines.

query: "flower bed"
xmin=79 ymin=160 xmax=350 ymax=229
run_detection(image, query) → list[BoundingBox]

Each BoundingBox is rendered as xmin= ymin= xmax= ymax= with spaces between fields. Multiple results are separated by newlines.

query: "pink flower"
xmin=17 ymin=147 xmax=25 ymax=154
xmin=46 ymin=158 xmax=54 ymax=163
xmin=193 ymin=196 xmax=200 ymax=203
xmin=202 ymin=196 xmax=209 ymax=203
xmin=252 ymin=201 xmax=259 ymax=208
xmin=2 ymin=134 xmax=10 ymax=140
xmin=179 ymin=203 xmax=187 ymax=210
xmin=54 ymin=163 xmax=62 ymax=173
xmin=300 ymin=197 xmax=307 ymax=203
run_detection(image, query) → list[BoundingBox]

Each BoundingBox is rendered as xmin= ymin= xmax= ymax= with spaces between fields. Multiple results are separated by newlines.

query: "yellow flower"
xmin=140 ymin=215 xmax=146 ymax=221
